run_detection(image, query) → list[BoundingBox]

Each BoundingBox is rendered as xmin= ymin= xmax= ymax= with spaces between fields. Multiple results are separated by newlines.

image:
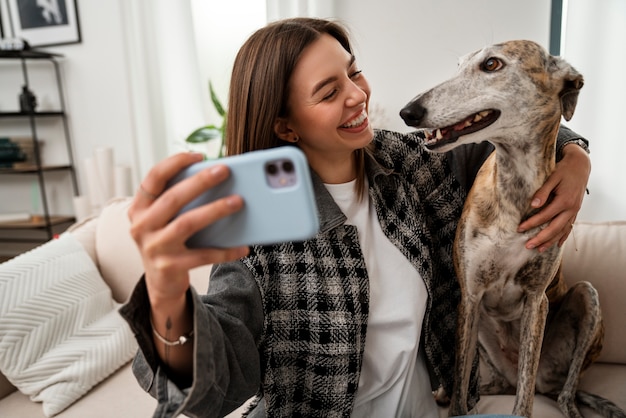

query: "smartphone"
xmin=166 ymin=147 xmax=319 ymax=248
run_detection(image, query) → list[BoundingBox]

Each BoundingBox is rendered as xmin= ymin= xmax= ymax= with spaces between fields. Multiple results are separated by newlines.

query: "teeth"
xmin=424 ymin=110 xmax=493 ymax=144
xmin=341 ymin=110 xmax=367 ymax=128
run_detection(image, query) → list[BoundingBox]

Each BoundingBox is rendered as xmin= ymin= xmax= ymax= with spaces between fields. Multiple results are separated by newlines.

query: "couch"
xmin=0 ymin=197 xmax=624 ymax=417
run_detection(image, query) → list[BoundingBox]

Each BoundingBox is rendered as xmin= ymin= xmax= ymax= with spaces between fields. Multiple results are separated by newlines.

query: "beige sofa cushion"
xmin=562 ymin=221 xmax=626 ymax=364
xmin=94 ymin=198 xmax=144 ymax=302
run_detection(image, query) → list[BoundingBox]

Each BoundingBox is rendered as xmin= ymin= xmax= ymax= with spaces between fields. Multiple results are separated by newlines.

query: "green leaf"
xmin=209 ymin=81 xmax=226 ymax=117
xmin=185 ymin=125 xmax=222 ymax=143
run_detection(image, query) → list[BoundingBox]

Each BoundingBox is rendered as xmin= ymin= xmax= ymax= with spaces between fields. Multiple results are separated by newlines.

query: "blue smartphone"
xmin=167 ymin=147 xmax=319 ymax=248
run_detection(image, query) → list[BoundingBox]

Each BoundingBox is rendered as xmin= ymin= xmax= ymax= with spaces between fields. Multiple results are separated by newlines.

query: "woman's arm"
xmin=126 ymin=152 xmax=249 ymax=384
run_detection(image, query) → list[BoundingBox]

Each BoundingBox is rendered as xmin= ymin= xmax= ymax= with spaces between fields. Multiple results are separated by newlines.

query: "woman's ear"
xmin=274 ymin=118 xmax=299 ymax=143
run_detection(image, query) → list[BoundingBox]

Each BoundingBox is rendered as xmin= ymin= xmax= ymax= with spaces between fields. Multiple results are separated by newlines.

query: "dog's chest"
xmin=461 ymin=227 xmax=560 ymax=316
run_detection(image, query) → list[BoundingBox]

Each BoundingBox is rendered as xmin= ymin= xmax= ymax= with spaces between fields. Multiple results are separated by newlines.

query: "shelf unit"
xmin=0 ymin=50 xmax=79 ymax=245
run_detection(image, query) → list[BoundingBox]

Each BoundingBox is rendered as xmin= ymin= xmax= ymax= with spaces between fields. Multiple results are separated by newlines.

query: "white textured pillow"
xmin=0 ymin=234 xmax=138 ymax=417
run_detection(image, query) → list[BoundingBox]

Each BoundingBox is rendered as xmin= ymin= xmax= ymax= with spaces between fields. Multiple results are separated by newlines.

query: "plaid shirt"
xmin=241 ymin=129 xmax=475 ymax=416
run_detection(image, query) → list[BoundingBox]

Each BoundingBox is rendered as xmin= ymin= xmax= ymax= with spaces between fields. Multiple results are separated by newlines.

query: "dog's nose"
xmin=400 ymin=102 xmax=426 ymax=127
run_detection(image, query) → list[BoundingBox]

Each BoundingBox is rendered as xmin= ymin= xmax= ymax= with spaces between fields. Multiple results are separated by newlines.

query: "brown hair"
xmin=225 ymin=18 xmax=368 ymax=197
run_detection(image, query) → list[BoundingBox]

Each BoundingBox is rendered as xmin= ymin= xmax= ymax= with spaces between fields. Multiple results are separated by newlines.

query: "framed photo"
xmin=5 ymin=0 xmax=81 ymax=48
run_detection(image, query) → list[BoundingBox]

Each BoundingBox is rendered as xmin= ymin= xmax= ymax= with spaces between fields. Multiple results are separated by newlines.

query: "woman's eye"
xmin=481 ymin=57 xmax=503 ymax=72
xmin=350 ymin=70 xmax=363 ymax=79
xmin=322 ymin=89 xmax=338 ymax=101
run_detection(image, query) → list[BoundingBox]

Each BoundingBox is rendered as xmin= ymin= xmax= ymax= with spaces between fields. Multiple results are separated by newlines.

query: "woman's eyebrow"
xmin=311 ymin=55 xmax=356 ymax=96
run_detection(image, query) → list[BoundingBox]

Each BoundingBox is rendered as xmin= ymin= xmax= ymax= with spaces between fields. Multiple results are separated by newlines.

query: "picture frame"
xmin=0 ymin=5 xmax=4 ymax=38
xmin=5 ymin=0 xmax=81 ymax=48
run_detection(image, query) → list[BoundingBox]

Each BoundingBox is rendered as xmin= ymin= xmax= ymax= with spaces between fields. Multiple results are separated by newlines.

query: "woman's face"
xmin=279 ymin=33 xmax=374 ymax=182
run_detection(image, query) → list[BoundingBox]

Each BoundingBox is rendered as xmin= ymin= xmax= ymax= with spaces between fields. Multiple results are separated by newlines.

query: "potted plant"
xmin=185 ymin=81 xmax=226 ymax=158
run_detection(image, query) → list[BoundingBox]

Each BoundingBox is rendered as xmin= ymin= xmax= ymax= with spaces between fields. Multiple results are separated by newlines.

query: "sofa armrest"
xmin=562 ymin=221 xmax=626 ymax=364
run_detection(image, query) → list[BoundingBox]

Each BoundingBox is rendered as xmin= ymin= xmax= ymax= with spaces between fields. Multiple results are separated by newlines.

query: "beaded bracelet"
xmin=150 ymin=318 xmax=194 ymax=346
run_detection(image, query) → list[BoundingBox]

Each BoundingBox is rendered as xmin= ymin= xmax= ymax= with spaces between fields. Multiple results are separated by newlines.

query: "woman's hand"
xmin=128 ymin=152 xmax=249 ymax=308
xmin=518 ymin=144 xmax=591 ymax=252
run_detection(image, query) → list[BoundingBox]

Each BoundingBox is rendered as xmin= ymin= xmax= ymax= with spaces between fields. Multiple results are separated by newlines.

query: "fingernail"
xmin=225 ymin=195 xmax=241 ymax=207
xmin=531 ymin=198 xmax=541 ymax=208
xmin=526 ymin=243 xmax=536 ymax=249
xmin=209 ymin=164 xmax=227 ymax=176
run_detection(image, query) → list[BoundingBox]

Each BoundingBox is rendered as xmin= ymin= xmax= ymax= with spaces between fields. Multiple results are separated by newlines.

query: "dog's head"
xmin=400 ymin=40 xmax=584 ymax=152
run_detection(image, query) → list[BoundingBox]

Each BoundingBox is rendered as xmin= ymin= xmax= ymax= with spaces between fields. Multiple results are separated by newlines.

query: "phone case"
xmin=167 ymin=147 xmax=319 ymax=248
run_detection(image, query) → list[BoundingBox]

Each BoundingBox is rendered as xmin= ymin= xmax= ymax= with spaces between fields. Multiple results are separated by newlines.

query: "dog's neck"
xmin=488 ymin=124 xmax=560 ymax=221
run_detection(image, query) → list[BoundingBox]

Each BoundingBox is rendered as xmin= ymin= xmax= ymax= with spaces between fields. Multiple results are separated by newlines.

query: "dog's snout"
xmin=400 ymin=102 xmax=426 ymax=127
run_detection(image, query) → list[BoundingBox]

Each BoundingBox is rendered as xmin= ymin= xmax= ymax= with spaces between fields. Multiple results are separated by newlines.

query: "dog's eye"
xmin=482 ymin=57 xmax=503 ymax=72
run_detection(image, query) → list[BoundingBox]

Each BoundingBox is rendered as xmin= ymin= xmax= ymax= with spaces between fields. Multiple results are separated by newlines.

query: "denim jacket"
xmin=120 ymin=127 xmax=587 ymax=418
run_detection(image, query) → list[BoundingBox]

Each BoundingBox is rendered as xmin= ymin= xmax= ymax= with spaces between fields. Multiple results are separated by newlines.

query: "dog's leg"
xmin=537 ymin=281 xmax=603 ymax=418
xmin=449 ymin=290 xmax=483 ymax=416
xmin=478 ymin=343 xmax=516 ymax=395
xmin=512 ymin=292 xmax=549 ymax=418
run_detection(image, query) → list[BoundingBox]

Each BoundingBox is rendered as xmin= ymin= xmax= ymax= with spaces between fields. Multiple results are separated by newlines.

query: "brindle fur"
xmin=400 ymin=41 xmax=619 ymax=418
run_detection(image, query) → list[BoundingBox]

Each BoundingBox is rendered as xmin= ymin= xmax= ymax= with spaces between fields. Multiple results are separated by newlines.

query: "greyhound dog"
xmin=401 ymin=41 xmax=624 ymax=418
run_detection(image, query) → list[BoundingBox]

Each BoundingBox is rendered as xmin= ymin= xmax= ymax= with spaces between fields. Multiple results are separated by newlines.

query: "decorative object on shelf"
xmin=0 ymin=38 xmax=31 ymax=51
xmin=185 ymin=81 xmax=226 ymax=159
xmin=18 ymin=85 xmax=37 ymax=112
xmin=0 ymin=138 xmax=26 ymax=167
xmin=76 ymin=146 xmax=133 ymax=221
xmin=4 ymin=0 xmax=81 ymax=48
xmin=10 ymin=137 xmax=44 ymax=168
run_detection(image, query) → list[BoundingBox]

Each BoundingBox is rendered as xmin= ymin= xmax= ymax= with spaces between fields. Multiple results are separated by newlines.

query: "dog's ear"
xmin=552 ymin=56 xmax=584 ymax=121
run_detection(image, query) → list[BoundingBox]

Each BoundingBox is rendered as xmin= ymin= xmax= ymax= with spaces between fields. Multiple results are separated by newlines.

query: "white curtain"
xmin=119 ymin=0 xmax=206 ymax=178
xmin=561 ymin=0 xmax=626 ymax=221
xmin=266 ymin=0 xmax=336 ymax=21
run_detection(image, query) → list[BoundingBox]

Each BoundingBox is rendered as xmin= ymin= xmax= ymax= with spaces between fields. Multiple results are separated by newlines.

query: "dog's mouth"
xmin=423 ymin=109 xmax=500 ymax=150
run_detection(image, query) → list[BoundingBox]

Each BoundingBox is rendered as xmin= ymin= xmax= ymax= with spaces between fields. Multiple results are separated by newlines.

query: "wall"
xmin=560 ymin=0 xmax=626 ymax=221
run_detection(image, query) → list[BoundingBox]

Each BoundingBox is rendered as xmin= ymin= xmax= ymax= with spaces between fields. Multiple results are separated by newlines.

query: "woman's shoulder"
xmin=371 ymin=128 xmax=442 ymax=166
xmin=373 ymin=128 xmax=424 ymax=145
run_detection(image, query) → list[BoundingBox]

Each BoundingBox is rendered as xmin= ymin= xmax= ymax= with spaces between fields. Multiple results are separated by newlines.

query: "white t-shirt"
xmin=324 ymin=179 xmax=439 ymax=418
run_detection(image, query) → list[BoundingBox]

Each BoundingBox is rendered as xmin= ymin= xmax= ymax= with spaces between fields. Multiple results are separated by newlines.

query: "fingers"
xmin=129 ymin=152 xmax=204 ymax=220
xmin=128 ymin=152 xmax=251 ymax=305
xmin=138 ymin=163 xmax=233 ymax=233
xmin=519 ymin=146 xmax=589 ymax=252
xmin=524 ymin=213 xmax=576 ymax=252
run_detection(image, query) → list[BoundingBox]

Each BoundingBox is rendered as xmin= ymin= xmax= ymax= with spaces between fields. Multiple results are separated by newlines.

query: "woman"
xmin=121 ymin=18 xmax=591 ymax=417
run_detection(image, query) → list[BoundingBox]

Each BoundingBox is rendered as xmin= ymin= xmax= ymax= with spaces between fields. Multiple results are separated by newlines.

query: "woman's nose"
xmin=345 ymin=81 xmax=368 ymax=107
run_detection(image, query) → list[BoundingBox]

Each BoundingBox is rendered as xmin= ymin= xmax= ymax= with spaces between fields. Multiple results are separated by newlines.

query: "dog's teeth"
xmin=474 ymin=114 xmax=483 ymax=122
xmin=479 ymin=110 xmax=491 ymax=117
xmin=436 ymin=129 xmax=443 ymax=140
xmin=464 ymin=119 xmax=473 ymax=128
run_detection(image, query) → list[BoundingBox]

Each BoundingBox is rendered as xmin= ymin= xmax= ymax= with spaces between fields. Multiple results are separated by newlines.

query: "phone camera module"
xmin=265 ymin=158 xmax=298 ymax=189
xmin=266 ymin=163 xmax=279 ymax=175
xmin=282 ymin=161 xmax=294 ymax=173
